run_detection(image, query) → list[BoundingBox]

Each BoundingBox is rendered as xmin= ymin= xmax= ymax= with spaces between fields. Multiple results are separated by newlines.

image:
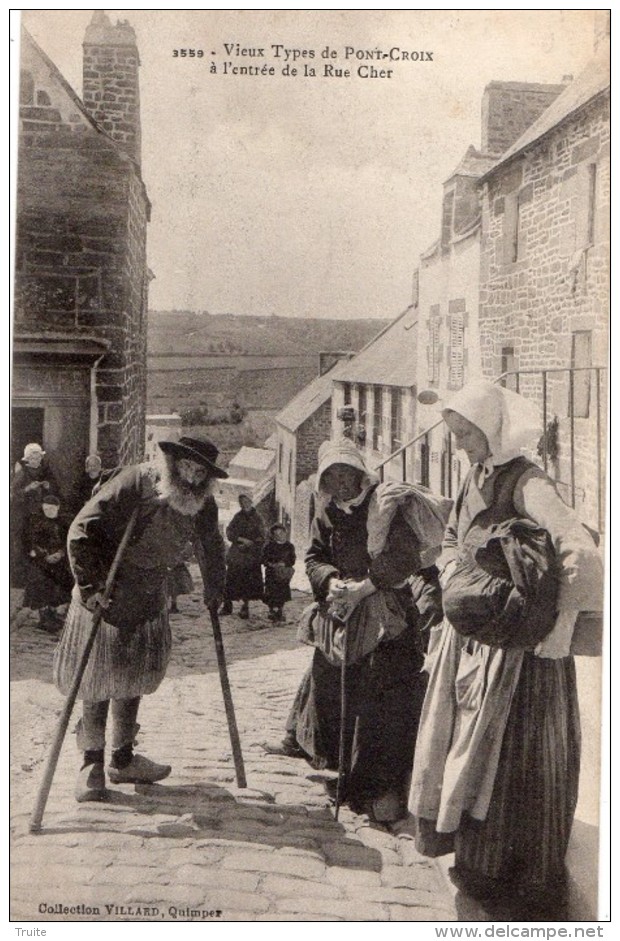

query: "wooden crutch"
xmin=334 ymin=619 xmax=350 ymax=821
xmin=193 ymin=534 xmax=247 ymax=789
xmin=207 ymin=601 xmax=247 ymax=788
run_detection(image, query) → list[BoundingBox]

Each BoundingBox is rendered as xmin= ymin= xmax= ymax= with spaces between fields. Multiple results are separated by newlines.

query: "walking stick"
xmin=29 ymin=507 xmax=140 ymax=834
xmin=207 ymin=601 xmax=247 ymax=788
xmin=334 ymin=619 xmax=349 ymax=821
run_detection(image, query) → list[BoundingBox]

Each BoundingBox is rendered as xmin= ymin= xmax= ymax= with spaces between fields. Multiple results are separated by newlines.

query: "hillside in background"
xmin=148 ymin=310 xmax=389 ymax=357
xmin=146 ymin=310 xmax=391 ymax=460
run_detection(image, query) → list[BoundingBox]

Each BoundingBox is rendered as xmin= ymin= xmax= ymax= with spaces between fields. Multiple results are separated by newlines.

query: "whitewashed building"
xmin=331 ymin=306 xmax=419 ymax=483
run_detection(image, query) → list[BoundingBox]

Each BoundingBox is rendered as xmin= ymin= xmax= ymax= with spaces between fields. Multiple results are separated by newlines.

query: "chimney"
xmin=318 ymin=351 xmax=354 ymax=377
xmin=481 ymin=81 xmax=567 ymax=155
xmin=82 ymin=11 xmax=141 ymax=164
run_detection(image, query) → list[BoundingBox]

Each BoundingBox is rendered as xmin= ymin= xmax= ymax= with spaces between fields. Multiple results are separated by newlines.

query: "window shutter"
xmin=428 ymin=318 xmax=441 ymax=383
xmin=448 ymin=313 xmax=464 ymax=388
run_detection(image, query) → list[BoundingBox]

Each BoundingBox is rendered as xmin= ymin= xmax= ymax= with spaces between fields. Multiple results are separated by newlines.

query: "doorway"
xmin=11 ymin=407 xmax=44 ymax=471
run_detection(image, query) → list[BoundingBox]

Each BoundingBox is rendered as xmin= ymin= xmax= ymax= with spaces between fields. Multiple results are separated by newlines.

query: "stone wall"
xmin=16 ymin=31 xmax=150 ymax=470
xmin=479 ymin=91 xmax=610 ymax=528
xmin=16 ymin=129 xmax=149 ymax=467
xmin=296 ymin=402 xmax=332 ymax=483
xmin=117 ymin=169 xmax=149 ymax=464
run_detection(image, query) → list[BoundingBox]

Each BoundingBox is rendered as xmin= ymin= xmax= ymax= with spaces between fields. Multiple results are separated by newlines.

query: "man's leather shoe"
xmin=372 ymin=792 xmax=405 ymax=823
xmin=108 ymin=754 xmax=171 ymax=784
xmin=75 ymin=762 xmax=106 ymax=802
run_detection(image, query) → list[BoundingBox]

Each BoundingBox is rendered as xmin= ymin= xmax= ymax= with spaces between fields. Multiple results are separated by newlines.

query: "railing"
xmin=373 ymin=366 xmax=607 ymax=532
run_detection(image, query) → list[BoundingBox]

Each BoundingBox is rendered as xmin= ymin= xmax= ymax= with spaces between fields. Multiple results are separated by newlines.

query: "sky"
xmin=15 ymin=8 xmax=600 ymax=320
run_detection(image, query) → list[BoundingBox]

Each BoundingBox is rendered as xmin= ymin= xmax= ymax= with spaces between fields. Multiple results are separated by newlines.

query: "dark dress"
xmin=224 ymin=508 xmax=265 ymax=601
xmin=10 ymin=459 xmax=60 ymax=588
xmin=286 ymin=484 xmax=427 ymax=813
xmin=263 ymin=540 xmax=296 ymax=607
xmin=23 ymin=512 xmax=73 ymax=610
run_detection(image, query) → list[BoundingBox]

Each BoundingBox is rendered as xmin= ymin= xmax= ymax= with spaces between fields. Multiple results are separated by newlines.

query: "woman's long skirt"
xmin=224 ymin=561 xmax=264 ymax=601
xmin=264 ymin=569 xmax=292 ymax=607
xmin=453 ymin=653 xmax=581 ymax=910
xmin=287 ymin=624 xmax=426 ymax=810
xmin=53 ymin=586 xmax=172 ymax=702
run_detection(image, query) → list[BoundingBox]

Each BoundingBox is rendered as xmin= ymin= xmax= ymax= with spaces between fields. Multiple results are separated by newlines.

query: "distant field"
xmin=147 ymin=356 xmax=319 ymax=414
xmin=148 ymin=353 xmax=317 ymax=372
xmin=146 ymin=310 xmax=388 ymax=458
xmin=147 ymin=310 xmax=389 ymax=358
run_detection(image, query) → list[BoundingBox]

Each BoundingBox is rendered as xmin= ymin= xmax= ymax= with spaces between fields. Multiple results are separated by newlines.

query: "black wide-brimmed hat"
xmin=158 ymin=436 xmax=228 ymax=478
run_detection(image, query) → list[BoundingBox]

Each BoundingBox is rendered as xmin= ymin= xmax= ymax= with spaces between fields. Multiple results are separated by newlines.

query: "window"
xmin=342 ymin=383 xmax=351 ymax=405
xmin=390 ymin=389 xmax=403 ymax=450
xmin=503 ymin=184 xmax=533 ymax=263
xmin=358 ymin=386 xmax=367 ymax=424
xmin=11 ymin=406 xmax=44 ymax=469
xmin=278 ymin=442 xmax=283 ymax=474
xmin=441 ymin=191 xmax=455 ymax=251
xmin=504 ymin=191 xmax=525 ymax=263
xmin=372 ymin=386 xmax=383 ymax=450
xmin=570 ymin=331 xmax=592 ymax=418
xmin=500 ymin=346 xmax=517 ymax=391
xmin=448 ymin=314 xmax=465 ymax=389
xmin=288 ymin=451 xmax=293 ymax=486
xmin=428 ymin=315 xmax=441 ymax=384
xmin=515 ymin=189 xmax=527 ymax=261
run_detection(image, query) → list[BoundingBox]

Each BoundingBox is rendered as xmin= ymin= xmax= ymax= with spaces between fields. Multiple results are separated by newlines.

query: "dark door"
xmin=420 ymin=437 xmax=430 ymax=488
xmin=11 ymin=407 xmax=44 ymax=471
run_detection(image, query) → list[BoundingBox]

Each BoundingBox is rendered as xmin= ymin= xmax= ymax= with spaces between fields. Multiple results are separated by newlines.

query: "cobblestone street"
xmin=10 ymin=574 xmax=458 ymax=923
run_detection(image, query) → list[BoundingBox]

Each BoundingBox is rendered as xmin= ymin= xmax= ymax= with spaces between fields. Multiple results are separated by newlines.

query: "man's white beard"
xmin=155 ymin=453 xmax=216 ymax=516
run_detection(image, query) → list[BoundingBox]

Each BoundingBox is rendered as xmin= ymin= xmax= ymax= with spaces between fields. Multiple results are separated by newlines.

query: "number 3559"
xmin=173 ymin=49 xmax=204 ymax=57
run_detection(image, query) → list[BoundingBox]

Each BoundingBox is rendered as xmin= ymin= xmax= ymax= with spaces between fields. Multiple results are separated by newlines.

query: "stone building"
xmin=475 ymin=28 xmax=609 ymax=921
xmin=12 ymin=13 xmax=150 ymax=509
xmin=413 ymin=82 xmax=567 ymax=497
xmin=478 ymin=30 xmax=610 ymax=532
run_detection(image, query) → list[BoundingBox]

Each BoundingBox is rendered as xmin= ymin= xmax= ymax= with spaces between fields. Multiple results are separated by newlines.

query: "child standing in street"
xmin=263 ymin=524 xmax=296 ymax=622
xmin=24 ymin=493 xmax=73 ymax=634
